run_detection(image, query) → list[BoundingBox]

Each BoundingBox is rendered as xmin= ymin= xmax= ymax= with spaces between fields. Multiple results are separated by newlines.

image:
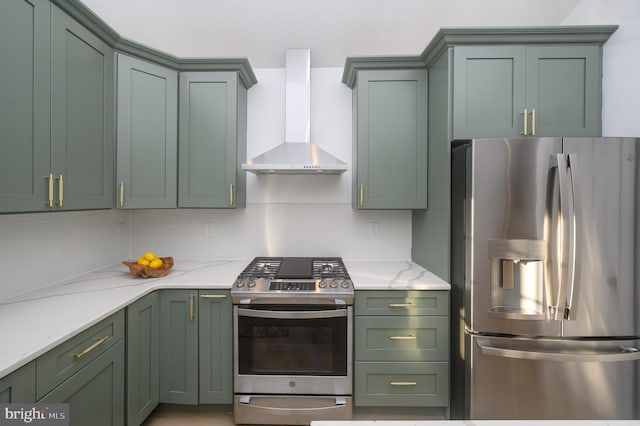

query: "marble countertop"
xmin=0 ymin=258 xmax=449 ymax=378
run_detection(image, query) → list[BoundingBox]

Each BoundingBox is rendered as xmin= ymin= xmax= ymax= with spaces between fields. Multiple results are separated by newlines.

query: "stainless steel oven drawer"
xmin=234 ymin=395 xmax=352 ymax=425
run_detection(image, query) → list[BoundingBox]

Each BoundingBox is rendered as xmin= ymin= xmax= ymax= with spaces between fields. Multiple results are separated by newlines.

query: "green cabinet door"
xmin=354 ymin=69 xmax=427 ymax=209
xmin=116 ymin=54 xmax=178 ymax=209
xmin=0 ymin=362 xmax=36 ymax=403
xmin=159 ymin=290 xmax=199 ymax=405
xmin=38 ymin=340 xmax=125 ymax=426
xmin=178 ymin=72 xmax=247 ymax=208
xmin=127 ymin=291 xmax=160 ymax=425
xmin=198 ymin=291 xmax=233 ymax=404
xmin=526 ymin=45 xmax=601 ymax=136
xmin=453 ymin=44 xmax=602 ymax=139
xmin=453 ymin=46 xmax=526 ymax=139
xmin=0 ymin=0 xmax=51 ymax=213
xmin=50 ymin=4 xmax=114 ymax=210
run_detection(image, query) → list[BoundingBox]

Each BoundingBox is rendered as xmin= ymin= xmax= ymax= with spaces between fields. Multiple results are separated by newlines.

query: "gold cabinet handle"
xmin=119 ymin=181 xmax=124 ymax=207
xmin=45 ymin=174 xmax=54 ymax=207
xmin=189 ymin=293 xmax=195 ymax=321
xmin=55 ymin=174 xmax=63 ymax=207
xmin=389 ymin=303 xmax=415 ymax=308
xmin=390 ymin=381 xmax=417 ymax=386
xmin=530 ymin=108 xmax=536 ymax=136
xmin=73 ymin=335 xmax=109 ymax=359
xmin=200 ymin=294 xmax=227 ymax=299
xmin=229 ymin=183 xmax=234 ymax=206
xmin=359 ymin=184 xmax=364 ymax=207
xmin=521 ymin=108 xmax=528 ymax=135
xmin=389 ymin=335 xmax=417 ymax=340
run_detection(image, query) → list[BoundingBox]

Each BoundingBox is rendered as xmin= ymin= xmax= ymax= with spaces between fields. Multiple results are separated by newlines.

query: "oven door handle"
xmin=237 ymin=307 xmax=348 ymax=320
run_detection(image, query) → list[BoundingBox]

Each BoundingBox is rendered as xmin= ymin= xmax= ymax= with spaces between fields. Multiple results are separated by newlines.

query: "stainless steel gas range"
xmin=231 ymin=257 xmax=354 ymax=425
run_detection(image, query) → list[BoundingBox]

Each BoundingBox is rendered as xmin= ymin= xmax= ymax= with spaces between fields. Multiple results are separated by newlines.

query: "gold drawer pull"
xmin=73 ymin=335 xmax=109 ymax=359
xmin=200 ymin=294 xmax=227 ymax=299
xmin=390 ymin=335 xmax=416 ymax=340
xmin=390 ymin=381 xmax=417 ymax=386
xmin=389 ymin=303 xmax=415 ymax=308
xmin=189 ymin=294 xmax=195 ymax=321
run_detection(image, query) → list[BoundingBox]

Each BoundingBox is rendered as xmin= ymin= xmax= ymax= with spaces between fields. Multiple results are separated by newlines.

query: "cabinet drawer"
xmin=36 ymin=310 xmax=124 ymax=400
xmin=355 ymin=316 xmax=448 ymax=361
xmin=354 ymin=290 xmax=448 ymax=316
xmin=354 ymin=361 xmax=448 ymax=407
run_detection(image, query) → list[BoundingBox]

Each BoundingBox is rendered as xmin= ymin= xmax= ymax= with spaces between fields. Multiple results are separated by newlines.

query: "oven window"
xmin=237 ymin=308 xmax=348 ymax=376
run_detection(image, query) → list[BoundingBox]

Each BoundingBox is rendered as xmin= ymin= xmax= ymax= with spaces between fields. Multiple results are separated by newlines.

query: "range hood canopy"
xmin=242 ymin=49 xmax=348 ymax=174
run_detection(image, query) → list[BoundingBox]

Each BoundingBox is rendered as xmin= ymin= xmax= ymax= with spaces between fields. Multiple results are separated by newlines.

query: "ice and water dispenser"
xmin=489 ymin=239 xmax=546 ymax=320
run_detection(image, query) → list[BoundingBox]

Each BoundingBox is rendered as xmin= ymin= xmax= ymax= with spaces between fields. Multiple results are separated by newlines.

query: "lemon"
xmin=136 ymin=256 xmax=150 ymax=267
xmin=149 ymin=258 xmax=163 ymax=269
xmin=143 ymin=251 xmax=157 ymax=261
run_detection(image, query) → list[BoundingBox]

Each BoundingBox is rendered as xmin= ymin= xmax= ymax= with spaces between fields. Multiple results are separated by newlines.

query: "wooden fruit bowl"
xmin=122 ymin=257 xmax=173 ymax=278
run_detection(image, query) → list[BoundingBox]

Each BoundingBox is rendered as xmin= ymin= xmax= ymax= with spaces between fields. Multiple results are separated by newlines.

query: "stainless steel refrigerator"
xmin=450 ymin=137 xmax=640 ymax=420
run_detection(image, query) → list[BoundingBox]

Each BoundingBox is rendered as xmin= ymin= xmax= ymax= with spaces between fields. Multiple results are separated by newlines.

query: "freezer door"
xmin=464 ymin=138 xmax=563 ymax=336
xmin=561 ymin=137 xmax=640 ymax=337
xmin=468 ymin=334 xmax=640 ymax=419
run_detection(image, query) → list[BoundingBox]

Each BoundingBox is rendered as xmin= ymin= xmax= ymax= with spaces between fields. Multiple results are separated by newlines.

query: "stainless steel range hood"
xmin=242 ymin=49 xmax=348 ymax=174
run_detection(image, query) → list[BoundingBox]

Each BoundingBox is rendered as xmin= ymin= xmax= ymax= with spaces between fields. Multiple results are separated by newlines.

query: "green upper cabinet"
xmin=453 ymin=44 xmax=602 ymax=139
xmin=0 ymin=0 xmax=51 ymax=213
xmin=116 ymin=54 xmax=178 ymax=209
xmin=0 ymin=1 xmax=114 ymax=213
xmin=50 ymin=4 xmax=114 ymax=210
xmin=178 ymin=72 xmax=247 ymax=208
xmin=352 ymin=69 xmax=427 ymax=210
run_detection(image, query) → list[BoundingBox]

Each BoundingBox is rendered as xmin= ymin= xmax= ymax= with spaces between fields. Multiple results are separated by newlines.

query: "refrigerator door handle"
xmin=565 ymin=154 xmax=580 ymax=320
xmin=550 ymin=154 xmax=569 ymax=320
xmin=476 ymin=337 xmax=640 ymax=363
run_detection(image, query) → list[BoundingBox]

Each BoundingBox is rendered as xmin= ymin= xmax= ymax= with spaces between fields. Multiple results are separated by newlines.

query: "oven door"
xmin=234 ymin=304 xmax=352 ymax=396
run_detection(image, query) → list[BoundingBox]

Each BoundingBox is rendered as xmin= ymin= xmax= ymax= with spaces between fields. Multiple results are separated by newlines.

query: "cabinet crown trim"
xmin=50 ymin=0 xmax=257 ymax=88
xmin=342 ymin=25 xmax=618 ymax=87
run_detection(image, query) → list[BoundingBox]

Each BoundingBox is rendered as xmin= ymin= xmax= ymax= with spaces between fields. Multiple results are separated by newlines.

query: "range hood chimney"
xmin=242 ymin=48 xmax=348 ymax=174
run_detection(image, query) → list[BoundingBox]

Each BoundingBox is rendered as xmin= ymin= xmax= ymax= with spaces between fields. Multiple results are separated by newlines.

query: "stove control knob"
xmin=341 ymin=280 xmax=351 ymax=289
xmin=329 ymin=279 xmax=338 ymax=288
xmin=247 ymin=280 xmax=256 ymax=288
xmin=235 ymin=280 xmax=245 ymax=288
xmin=318 ymin=280 xmax=327 ymax=289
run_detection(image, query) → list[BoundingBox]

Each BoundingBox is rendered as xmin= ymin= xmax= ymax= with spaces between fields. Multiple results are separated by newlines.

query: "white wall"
xmin=0 ymin=210 xmax=130 ymax=301
xmin=561 ymin=0 xmax=640 ymax=136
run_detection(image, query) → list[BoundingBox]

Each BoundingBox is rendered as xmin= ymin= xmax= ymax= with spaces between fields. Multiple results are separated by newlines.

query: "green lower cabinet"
xmin=127 ymin=291 xmax=160 ymax=425
xmin=0 ymin=362 xmax=36 ymax=403
xmin=38 ymin=340 xmax=125 ymax=426
xmin=353 ymin=290 xmax=449 ymax=413
xmin=354 ymin=361 xmax=448 ymax=407
xmin=159 ymin=289 xmax=233 ymax=405
xmin=159 ymin=290 xmax=199 ymax=405
xmin=198 ymin=291 xmax=232 ymax=404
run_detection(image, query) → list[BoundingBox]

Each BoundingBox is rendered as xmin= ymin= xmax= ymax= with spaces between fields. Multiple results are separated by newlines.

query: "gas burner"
xmin=232 ymin=257 xmax=353 ymax=305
